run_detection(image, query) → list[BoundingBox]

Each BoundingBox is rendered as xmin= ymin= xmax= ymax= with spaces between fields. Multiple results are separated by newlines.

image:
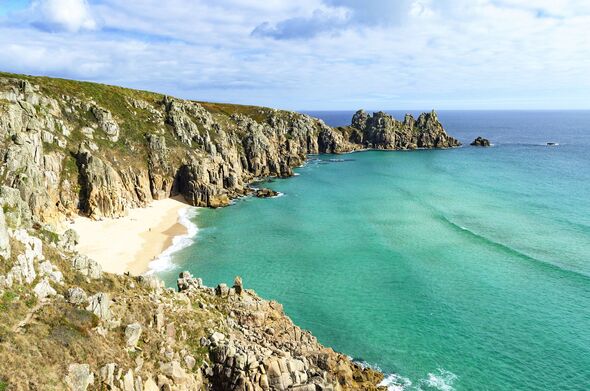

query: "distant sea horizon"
xmin=157 ymin=110 xmax=590 ymax=390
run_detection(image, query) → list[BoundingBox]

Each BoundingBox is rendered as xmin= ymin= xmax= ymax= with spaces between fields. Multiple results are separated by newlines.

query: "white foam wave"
xmin=418 ymin=369 xmax=457 ymax=391
xmin=351 ymin=359 xmax=412 ymax=391
xmin=359 ymin=362 xmax=456 ymax=391
xmin=146 ymin=207 xmax=199 ymax=273
xmin=379 ymin=373 xmax=413 ymax=391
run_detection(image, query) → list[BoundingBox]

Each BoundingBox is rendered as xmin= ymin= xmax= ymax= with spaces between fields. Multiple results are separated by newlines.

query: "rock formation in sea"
xmin=349 ymin=110 xmax=461 ymax=150
xmin=0 ymin=71 xmax=461 ymax=390
xmin=471 ymin=137 xmax=491 ymax=147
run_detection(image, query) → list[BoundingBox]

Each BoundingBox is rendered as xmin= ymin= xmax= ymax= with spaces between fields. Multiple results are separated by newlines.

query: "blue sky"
xmin=0 ymin=0 xmax=589 ymax=110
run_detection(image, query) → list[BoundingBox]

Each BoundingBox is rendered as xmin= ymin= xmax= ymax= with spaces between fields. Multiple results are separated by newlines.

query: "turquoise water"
xmin=159 ymin=111 xmax=590 ymax=390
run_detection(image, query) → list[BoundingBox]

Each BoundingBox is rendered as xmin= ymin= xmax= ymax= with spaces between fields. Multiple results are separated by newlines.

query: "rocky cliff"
xmin=0 ymin=72 xmax=459 ymax=225
xmin=0 ymin=72 xmax=460 ymax=390
xmin=0 ymin=221 xmax=384 ymax=390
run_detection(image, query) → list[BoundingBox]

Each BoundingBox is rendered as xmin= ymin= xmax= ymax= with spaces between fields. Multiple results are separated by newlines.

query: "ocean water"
xmin=157 ymin=111 xmax=590 ymax=390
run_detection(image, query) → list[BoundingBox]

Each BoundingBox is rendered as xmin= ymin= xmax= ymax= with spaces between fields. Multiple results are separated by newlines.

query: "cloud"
xmin=29 ymin=0 xmax=97 ymax=32
xmin=252 ymin=8 xmax=348 ymax=40
xmin=0 ymin=0 xmax=589 ymax=110
xmin=252 ymin=0 xmax=416 ymax=39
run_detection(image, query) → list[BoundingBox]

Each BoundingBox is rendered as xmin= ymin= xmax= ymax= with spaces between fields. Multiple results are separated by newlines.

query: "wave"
xmin=353 ymin=359 xmax=455 ymax=391
xmin=379 ymin=373 xmax=413 ymax=391
xmin=436 ymin=213 xmax=547 ymax=264
xmin=147 ymin=207 xmax=199 ymax=273
xmin=378 ymin=369 xmax=457 ymax=391
xmin=435 ymin=213 xmax=590 ymax=279
xmin=418 ymin=369 xmax=458 ymax=391
xmin=495 ymin=142 xmax=561 ymax=147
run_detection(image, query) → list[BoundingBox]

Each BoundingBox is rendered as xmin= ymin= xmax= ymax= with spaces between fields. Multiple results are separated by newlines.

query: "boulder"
xmin=215 ymin=283 xmax=229 ymax=297
xmin=58 ymin=229 xmax=79 ymax=252
xmin=38 ymin=260 xmax=63 ymax=284
xmin=71 ymin=254 xmax=102 ymax=279
xmin=176 ymin=271 xmax=203 ymax=292
xmin=143 ymin=377 xmax=159 ymax=391
xmin=65 ymin=363 xmax=94 ymax=391
xmin=138 ymin=274 xmax=165 ymax=290
xmin=471 ymin=136 xmax=491 ymax=147
xmin=66 ymin=287 xmax=88 ymax=305
xmin=86 ymin=292 xmax=111 ymax=320
xmin=98 ymin=363 xmax=117 ymax=389
xmin=125 ymin=323 xmax=142 ymax=348
xmin=159 ymin=360 xmax=187 ymax=384
xmin=184 ymin=355 xmax=196 ymax=370
xmin=254 ymin=188 xmax=279 ymax=198
xmin=233 ymin=276 xmax=243 ymax=295
xmin=121 ymin=369 xmax=135 ymax=391
xmin=33 ymin=278 xmax=56 ymax=299
xmin=209 ymin=332 xmax=225 ymax=345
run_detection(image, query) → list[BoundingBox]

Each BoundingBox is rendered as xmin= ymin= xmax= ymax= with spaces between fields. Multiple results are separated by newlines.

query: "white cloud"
xmin=0 ymin=0 xmax=588 ymax=109
xmin=30 ymin=0 xmax=97 ymax=32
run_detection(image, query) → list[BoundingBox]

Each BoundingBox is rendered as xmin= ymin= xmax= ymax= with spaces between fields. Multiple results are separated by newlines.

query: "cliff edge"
xmin=0 ymin=72 xmax=460 ymax=390
xmin=0 ymin=72 xmax=459 ymax=225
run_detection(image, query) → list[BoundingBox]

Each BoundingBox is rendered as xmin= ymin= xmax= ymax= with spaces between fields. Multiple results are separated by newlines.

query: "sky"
xmin=0 ymin=0 xmax=589 ymax=110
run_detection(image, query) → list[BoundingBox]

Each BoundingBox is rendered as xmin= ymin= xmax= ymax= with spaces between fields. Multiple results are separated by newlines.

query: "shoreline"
xmin=70 ymin=196 xmax=192 ymax=275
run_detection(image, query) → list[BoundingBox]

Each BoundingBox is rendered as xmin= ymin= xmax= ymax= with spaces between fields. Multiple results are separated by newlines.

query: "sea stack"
xmin=471 ymin=136 xmax=491 ymax=147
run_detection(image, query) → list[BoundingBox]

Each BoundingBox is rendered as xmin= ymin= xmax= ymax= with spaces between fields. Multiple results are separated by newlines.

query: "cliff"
xmin=0 ymin=221 xmax=384 ymax=390
xmin=0 ymin=72 xmax=460 ymax=390
xmin=0 ymin=72 xmax=459 ymax=225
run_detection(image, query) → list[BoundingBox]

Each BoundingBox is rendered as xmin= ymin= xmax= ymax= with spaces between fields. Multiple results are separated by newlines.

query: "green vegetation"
xmin=200 ymin=101 xmax=274 ymax=124
xmin=0 ymin=379 xmax=8 ymax=391
xmin=0 ymin=290 xmax=17 ymax=312
xmin=40 ymin=227 xmax=60 ymax=244
xmin=0 ymin=70 xmax=160 ymax=163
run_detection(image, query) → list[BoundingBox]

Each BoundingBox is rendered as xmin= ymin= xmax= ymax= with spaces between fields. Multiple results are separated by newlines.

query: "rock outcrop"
xmin=0 ymin=72 xmax=461 ymax=390
xmin=349 ymin=110 xmax=461 ymax=149
xmin=471 ymin=136 xmax=491 ymax=147
xmin=0 ymin=218 xmax=386 ymax=390
xmin=0 ymin=72 xmax=459 ymax=223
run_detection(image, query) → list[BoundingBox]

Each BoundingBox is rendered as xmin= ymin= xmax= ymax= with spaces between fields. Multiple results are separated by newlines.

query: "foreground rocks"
xmin=0 ymin=224 xmax=386 ymax=390
xmin=471 ymin=137 xmax=491 ymax=147
xmin=1 ymin=181 xmax=385 ymax=389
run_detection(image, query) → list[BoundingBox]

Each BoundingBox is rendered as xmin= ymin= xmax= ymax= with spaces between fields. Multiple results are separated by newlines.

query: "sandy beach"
xmin=70 ymin=196 xmax=189 ymax=275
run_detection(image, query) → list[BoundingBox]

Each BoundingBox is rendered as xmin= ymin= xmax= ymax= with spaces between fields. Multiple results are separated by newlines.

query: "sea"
xmin=154 ymin=110 xmax=590 ymax=391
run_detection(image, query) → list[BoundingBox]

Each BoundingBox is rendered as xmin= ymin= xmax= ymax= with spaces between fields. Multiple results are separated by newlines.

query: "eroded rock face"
xmin=350 ymin=109 xmax=461 ymax=149
xmin=76 ymin=150 xmax=130 ymax=219
xmin=1 ymin=75 xmax=460 ymax=225
xmin=0 ymin=207 xmax=10 ymax=259
xmin=176 ymin=274 xmax=386 ymax=391
xmin=90 ymin=105 xmax=120 ymax=142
